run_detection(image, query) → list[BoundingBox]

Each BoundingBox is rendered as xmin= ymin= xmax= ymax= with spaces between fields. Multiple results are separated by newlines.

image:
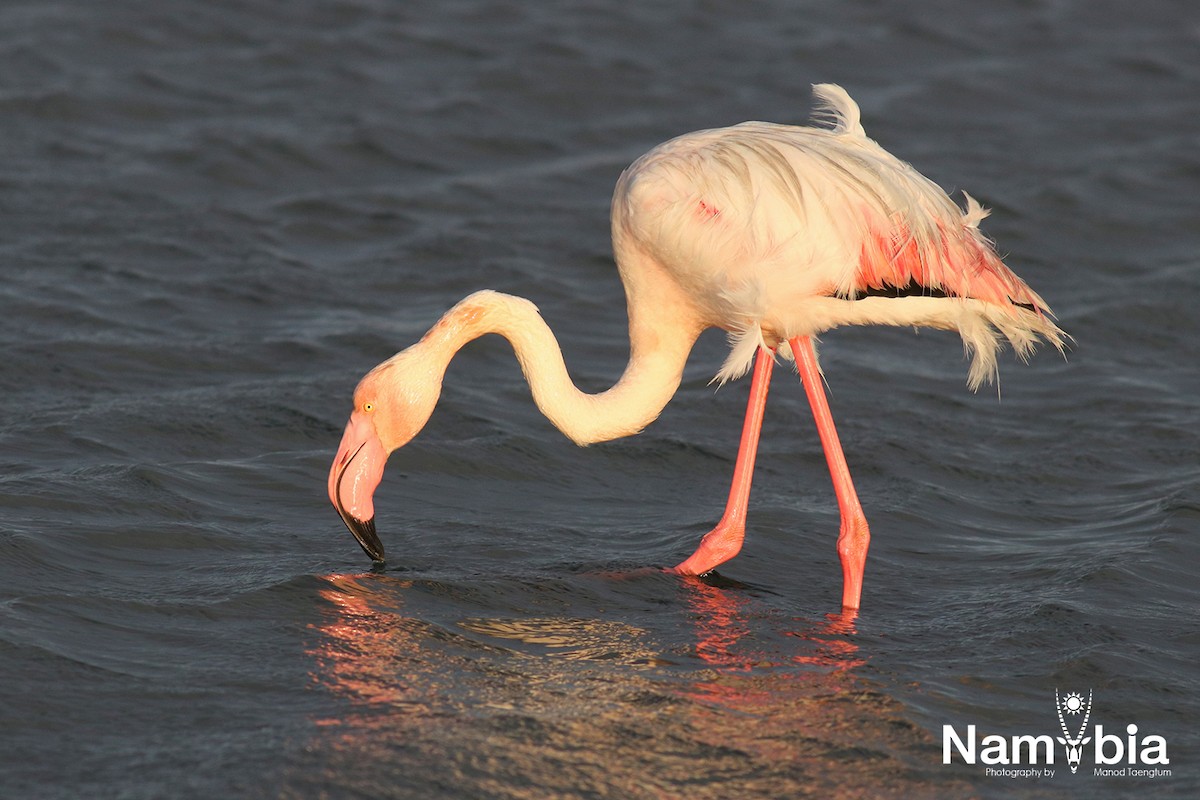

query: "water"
xmin=1 ymin=1 xmax=1197 ymax=797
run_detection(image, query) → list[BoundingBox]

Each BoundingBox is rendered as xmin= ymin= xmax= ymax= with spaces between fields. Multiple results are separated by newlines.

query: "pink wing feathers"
xmin=854 ymin=191 xmax=1052 ymax=314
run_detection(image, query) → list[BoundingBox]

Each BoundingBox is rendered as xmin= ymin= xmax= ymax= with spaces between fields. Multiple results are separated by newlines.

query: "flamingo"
xmin=328 ymin=84 xmax=1066 ymax=609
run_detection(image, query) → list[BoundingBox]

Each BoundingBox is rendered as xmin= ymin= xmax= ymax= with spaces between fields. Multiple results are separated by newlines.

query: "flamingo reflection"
xmin=302 ymin=571 xmax=947 ymax=798
xmin=307 ymin=573 xmax=426 ymax=726
xmin=309 ymin=571 xmax=864 ymax=717
xmin=677 ymin=576 xmax=864 ymax=712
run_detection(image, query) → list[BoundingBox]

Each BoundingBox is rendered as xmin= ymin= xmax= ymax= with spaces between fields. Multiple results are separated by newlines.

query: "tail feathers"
xmin=962 ymin=305 xmax=1069 ymax=391
xmin=811 ymin=83 xmax=866 ymax=139
xmin=960 ymin=191 xmax=990 ymax=229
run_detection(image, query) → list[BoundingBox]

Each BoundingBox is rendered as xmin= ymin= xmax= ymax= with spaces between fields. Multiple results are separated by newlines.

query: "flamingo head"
xmin=327 ymin=352 xmax=440 ymax=563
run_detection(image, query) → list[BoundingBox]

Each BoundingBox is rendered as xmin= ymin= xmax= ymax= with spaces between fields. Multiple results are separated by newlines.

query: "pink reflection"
xmin=300 ymin=572 xmax=944 ymax=797
xmin=306 ymin=573 xmax=424 ymax=726
xmin=678 ymin=577 xmax=865 ymax=711
xmin=307 ymin=570 xmax=869 ymax=731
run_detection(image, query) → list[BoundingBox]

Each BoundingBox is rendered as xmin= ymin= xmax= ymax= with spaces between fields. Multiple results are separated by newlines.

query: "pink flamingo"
xmin=328 ymin=84 xmax=1066 ymax=609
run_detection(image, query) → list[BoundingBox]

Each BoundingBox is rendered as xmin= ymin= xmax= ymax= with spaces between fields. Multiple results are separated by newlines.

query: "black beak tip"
xmin=340 ymin=512 xmax=385 ymax=563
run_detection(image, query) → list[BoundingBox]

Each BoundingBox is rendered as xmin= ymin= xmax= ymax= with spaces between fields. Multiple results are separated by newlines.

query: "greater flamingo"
xmin=328 ymin=84 xmax=1066 ymax=609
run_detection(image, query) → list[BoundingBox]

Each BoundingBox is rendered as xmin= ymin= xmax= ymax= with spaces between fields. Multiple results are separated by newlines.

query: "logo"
xmin=942 ymin=689 xmax=1172 ymax=781
xmin=1055 ymin=689 xmax=1092 ymax=772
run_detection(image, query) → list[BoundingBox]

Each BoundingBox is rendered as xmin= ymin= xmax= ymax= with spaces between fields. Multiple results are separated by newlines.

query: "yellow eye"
xmin=362 ymin=402 xmax=374 ymax=413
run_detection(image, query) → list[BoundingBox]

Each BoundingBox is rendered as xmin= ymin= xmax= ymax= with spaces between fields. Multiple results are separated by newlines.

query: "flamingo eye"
xmin=362 ymin=402 xmax=374 ymax=413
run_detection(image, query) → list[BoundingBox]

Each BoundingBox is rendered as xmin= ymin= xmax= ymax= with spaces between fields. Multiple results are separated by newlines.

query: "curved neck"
xmin=415 ymin=290 xmax=700 ymax=445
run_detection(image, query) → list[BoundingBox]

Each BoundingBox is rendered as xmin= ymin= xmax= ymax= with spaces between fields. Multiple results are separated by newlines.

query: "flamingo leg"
xmin=788 ymin=336 xmax=870 ymax=610
xmin=674 ymin=346 xmax=774 ymax=576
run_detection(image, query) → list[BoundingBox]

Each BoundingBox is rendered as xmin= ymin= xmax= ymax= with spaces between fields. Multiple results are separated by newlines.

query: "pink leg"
xmin=673 ymin=346 xmax=774 ymax=576
xmin=788 ymin=336 xmax=870 ymax=610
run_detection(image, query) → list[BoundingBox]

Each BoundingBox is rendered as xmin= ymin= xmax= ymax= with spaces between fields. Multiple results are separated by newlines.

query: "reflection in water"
xmin=457 ymin=616 xmax=664 ymax=665
xmin=309 ymin=575 xmax=420 ymax=713
xmin=683 ymin=576 xmax=864 ymax=672
xmin=679 ymin=576 xmax=864 ymax=714
xmin=297 ymin=572 xmax=962 ymax=799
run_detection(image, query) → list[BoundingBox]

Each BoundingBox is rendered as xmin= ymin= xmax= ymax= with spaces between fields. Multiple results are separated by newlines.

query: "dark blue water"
xmin=2 ymin=1 xmax=1196 ymax=797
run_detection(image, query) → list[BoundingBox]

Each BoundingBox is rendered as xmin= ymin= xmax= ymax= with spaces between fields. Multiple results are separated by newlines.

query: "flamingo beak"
xmin=328 ymin=411 xmax=387 ymax=563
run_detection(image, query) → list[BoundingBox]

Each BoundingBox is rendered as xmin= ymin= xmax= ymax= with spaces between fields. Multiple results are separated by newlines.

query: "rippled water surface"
xmin=2 ymin=1 xmax=1197 ymax=798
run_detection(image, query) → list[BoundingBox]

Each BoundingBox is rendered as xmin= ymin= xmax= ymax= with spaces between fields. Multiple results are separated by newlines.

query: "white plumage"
xmin=612 ymin=83 xmax=1064 ymax=387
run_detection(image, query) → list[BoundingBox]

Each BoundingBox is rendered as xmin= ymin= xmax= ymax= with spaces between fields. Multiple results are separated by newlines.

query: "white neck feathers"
xmin=407 ymin=290 xmax=697 ymax=446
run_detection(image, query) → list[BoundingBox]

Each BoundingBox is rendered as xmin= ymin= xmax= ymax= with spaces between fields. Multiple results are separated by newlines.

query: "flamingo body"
xmin=613 ymin=84 xmax=1059 ymax=387
xmin=329 ymin=84 xmax=1066 ymax=609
